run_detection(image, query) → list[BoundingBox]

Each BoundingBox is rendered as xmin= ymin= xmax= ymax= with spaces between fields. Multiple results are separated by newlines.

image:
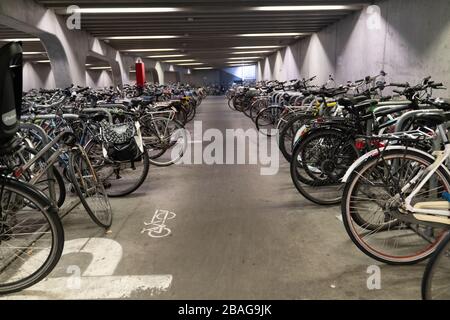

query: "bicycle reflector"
xmin=355 ymin=139 xmax=366 ymax=150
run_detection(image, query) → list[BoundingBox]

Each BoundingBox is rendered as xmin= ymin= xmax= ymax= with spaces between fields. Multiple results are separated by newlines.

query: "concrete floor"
xmin=3 ymin=96 xmax=424 ymax=299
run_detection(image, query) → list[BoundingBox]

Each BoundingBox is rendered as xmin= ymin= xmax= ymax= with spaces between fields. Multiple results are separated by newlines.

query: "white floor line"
xmin=0 ymin=275 xmax=173 ymax=300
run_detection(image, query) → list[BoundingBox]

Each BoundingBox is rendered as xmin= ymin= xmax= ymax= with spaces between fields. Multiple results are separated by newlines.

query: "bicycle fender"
xmin=341 ymin=146 xmax=441 ymax=183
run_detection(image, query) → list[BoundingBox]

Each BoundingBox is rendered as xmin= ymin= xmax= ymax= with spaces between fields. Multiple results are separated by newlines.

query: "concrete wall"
xmin=257 ymin=0 xmax=450 ymax=87
xmin=86 ymin=70 xmax=114 ymax=88
xmin=23 ymin=62 xmax=56 ymax=91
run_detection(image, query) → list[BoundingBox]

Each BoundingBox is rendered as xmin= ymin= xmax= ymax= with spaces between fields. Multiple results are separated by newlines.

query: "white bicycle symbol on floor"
xmin=141 ymin=209 xmax=177 ymax=238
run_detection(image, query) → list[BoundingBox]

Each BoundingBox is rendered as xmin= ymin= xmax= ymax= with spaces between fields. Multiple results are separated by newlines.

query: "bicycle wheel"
xmin=279 ymin=113 xmax=314 ymax=162
xmin=0 ymin=177 xmax=64 ymax=294
xmin=84 ymin=140 xmax=150 ymax=197
xmin=227 ymin=98 xmax=236 ymax=111
xmin=290 ymin=129 xmax=358 ymax=205
xmin=250 ymin=99 xmax=268 ymax=122
xmin=342 ymin=149 xmax=450 ymax=265
xmin=140 ymin=117 xmax=188 ymax=167
xmin=68 ymin=147 xmax=113 ymax=228
xmin=422 ymin=232 xmax=450 ymax=299
xmin=233 ymin=95 xmax=245 ymax=112
xmin=255 ymin=107 xmax=283 ymax=136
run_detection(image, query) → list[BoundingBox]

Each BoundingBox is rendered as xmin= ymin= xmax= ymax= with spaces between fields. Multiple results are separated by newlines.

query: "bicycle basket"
xmin=100 ymin=120 xmax=143 ymax=162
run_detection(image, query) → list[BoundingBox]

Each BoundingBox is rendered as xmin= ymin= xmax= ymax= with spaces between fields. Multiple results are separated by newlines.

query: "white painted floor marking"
xmin=141 ymin=209 xmax=176 ymax=238
xmin=0 ymin=237 xmax=173 ymax=300
xmin=1 ymin=275 xmax=173 ymax=300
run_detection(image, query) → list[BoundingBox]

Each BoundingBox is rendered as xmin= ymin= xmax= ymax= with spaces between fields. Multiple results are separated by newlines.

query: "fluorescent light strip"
xmin=254 ymin=5 xmax=355 ymax=11
xmin=147 ymin=54 xmax=186 ymax=58
xmin=226 ymin=61 xmax=255 ymax=64
xmin=232 ymin=46 xmax=281 ymax=49
xmin=194 ymin=67 xmax=214 ymax=70
xmin=228 ymin=64 xmax=253 ymax=67
xmin=239 ymin=33 xmax=305 ymax=37
xmin=102 ymin=35 xmax=178 ymax=40
xmin=34 ymin=60 xmax=50 ymax=63
xmin=164 ymin=59 xmax=196 ymax=63
xmin=73 ymin=7 xmax=180 ymax=13
xmin=231 ymin=51 xmax=272 ymax=54
xmin=23 ymin=52 xmax=47 ymax=55
xmin=123 ymin=48 xmax=177 ymax=52
xmin=228 ymin=56 xmax=260 ymax=60
xmin=0 ymin=38 xmax=40 ymax=42
xmin=178 ymin=63 xmax=204 ymax=66
xmin=88 ymin=66 xmax=112 ymax=70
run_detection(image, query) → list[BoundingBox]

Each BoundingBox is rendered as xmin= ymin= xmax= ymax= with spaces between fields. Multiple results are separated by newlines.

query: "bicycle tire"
xmin=278 ymin=113 xmax=314 ymax=162
xmin=342 ymin=149 xmax=450 ymax=265
xmin=68 ymin=147 xmax=113 ymax=229
xmin=422 ymin=231 xmax=450 ymax=300
xmin=255 ymin=107 xmax=282 ymax=136
xmin=290 ymin=129 xmax=358 ymax=205
xmin=0 ymin=178 xmax=64 ymax=294
xmin=141 ymin=118 xmax=188 ymax=167
xmin=84 ymin=140 xmax=150 ymax=197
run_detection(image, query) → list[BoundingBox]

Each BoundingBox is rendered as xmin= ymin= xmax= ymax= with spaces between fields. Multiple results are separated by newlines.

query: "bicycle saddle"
xmin=337 ymin=96 xmax=368 ymax=107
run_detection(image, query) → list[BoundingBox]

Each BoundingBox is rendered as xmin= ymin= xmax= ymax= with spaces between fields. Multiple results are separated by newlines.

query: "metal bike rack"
xmin=18 ymin=122 xmax=56 ymax=204
xmin=20 ymin=115 xmax=85 ymax=218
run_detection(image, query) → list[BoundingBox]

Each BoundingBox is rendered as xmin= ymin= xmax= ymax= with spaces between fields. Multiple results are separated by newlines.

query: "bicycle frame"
xmin=402 ymin=125 xmax=450 ymax=217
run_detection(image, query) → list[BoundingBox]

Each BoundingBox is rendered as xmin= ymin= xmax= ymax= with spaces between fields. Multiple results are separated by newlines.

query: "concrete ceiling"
xmin=2 ymin=0 xmax=368 ymax=68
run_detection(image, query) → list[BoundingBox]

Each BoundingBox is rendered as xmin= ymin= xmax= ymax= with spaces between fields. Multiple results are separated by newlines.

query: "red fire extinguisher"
xmin=135 ymin=57 xmax=146 ymax=88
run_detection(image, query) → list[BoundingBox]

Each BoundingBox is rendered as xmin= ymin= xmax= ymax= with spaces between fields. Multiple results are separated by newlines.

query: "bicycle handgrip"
xmin=390 ymin=83 xmax=409 ymax=88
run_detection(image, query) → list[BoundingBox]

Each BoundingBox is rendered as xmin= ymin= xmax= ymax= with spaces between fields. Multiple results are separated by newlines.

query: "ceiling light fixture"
xmin=177 ymin=62 xmax=204 ymax=66
xmin=228 ymin=56 xmax=260 ymax=60
xmin=194 ymin=67 xmax=214 ymax=70
xmin=88 ymin=66 xmax=112 ymax=70
xmin=102 ymin=35 xmax=179 ymax=40
xmin=226 ymin=61 xmax=255 ymax=64
xmin=239 ymin=33 xmax=305 ymax=37
xmin=123 ymin=48 xmax=178 ymax=52
xmin=0 ymin=38 xmax=40 ymax=42
xmin=147 ymin=54 xmax=186 ymax=58
xmin=232 ymin=46 xmax=281 ymax=49
xmin=164 ymin=59 xmax=196 ymax=63
xmin=254 ymin=5 xmax=357 ymax=11
xmin=35 ymin=60 xmax=51 ymax=63
xmin=227 ymin=64 xmax=253 ymax=67
xmin=231 ymin=51 xmax=272 ymax=54
xmin=72 ymin=7 xmax=180 ymax=13
xmin=23 ymin=52 xmax=47 ymax=55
